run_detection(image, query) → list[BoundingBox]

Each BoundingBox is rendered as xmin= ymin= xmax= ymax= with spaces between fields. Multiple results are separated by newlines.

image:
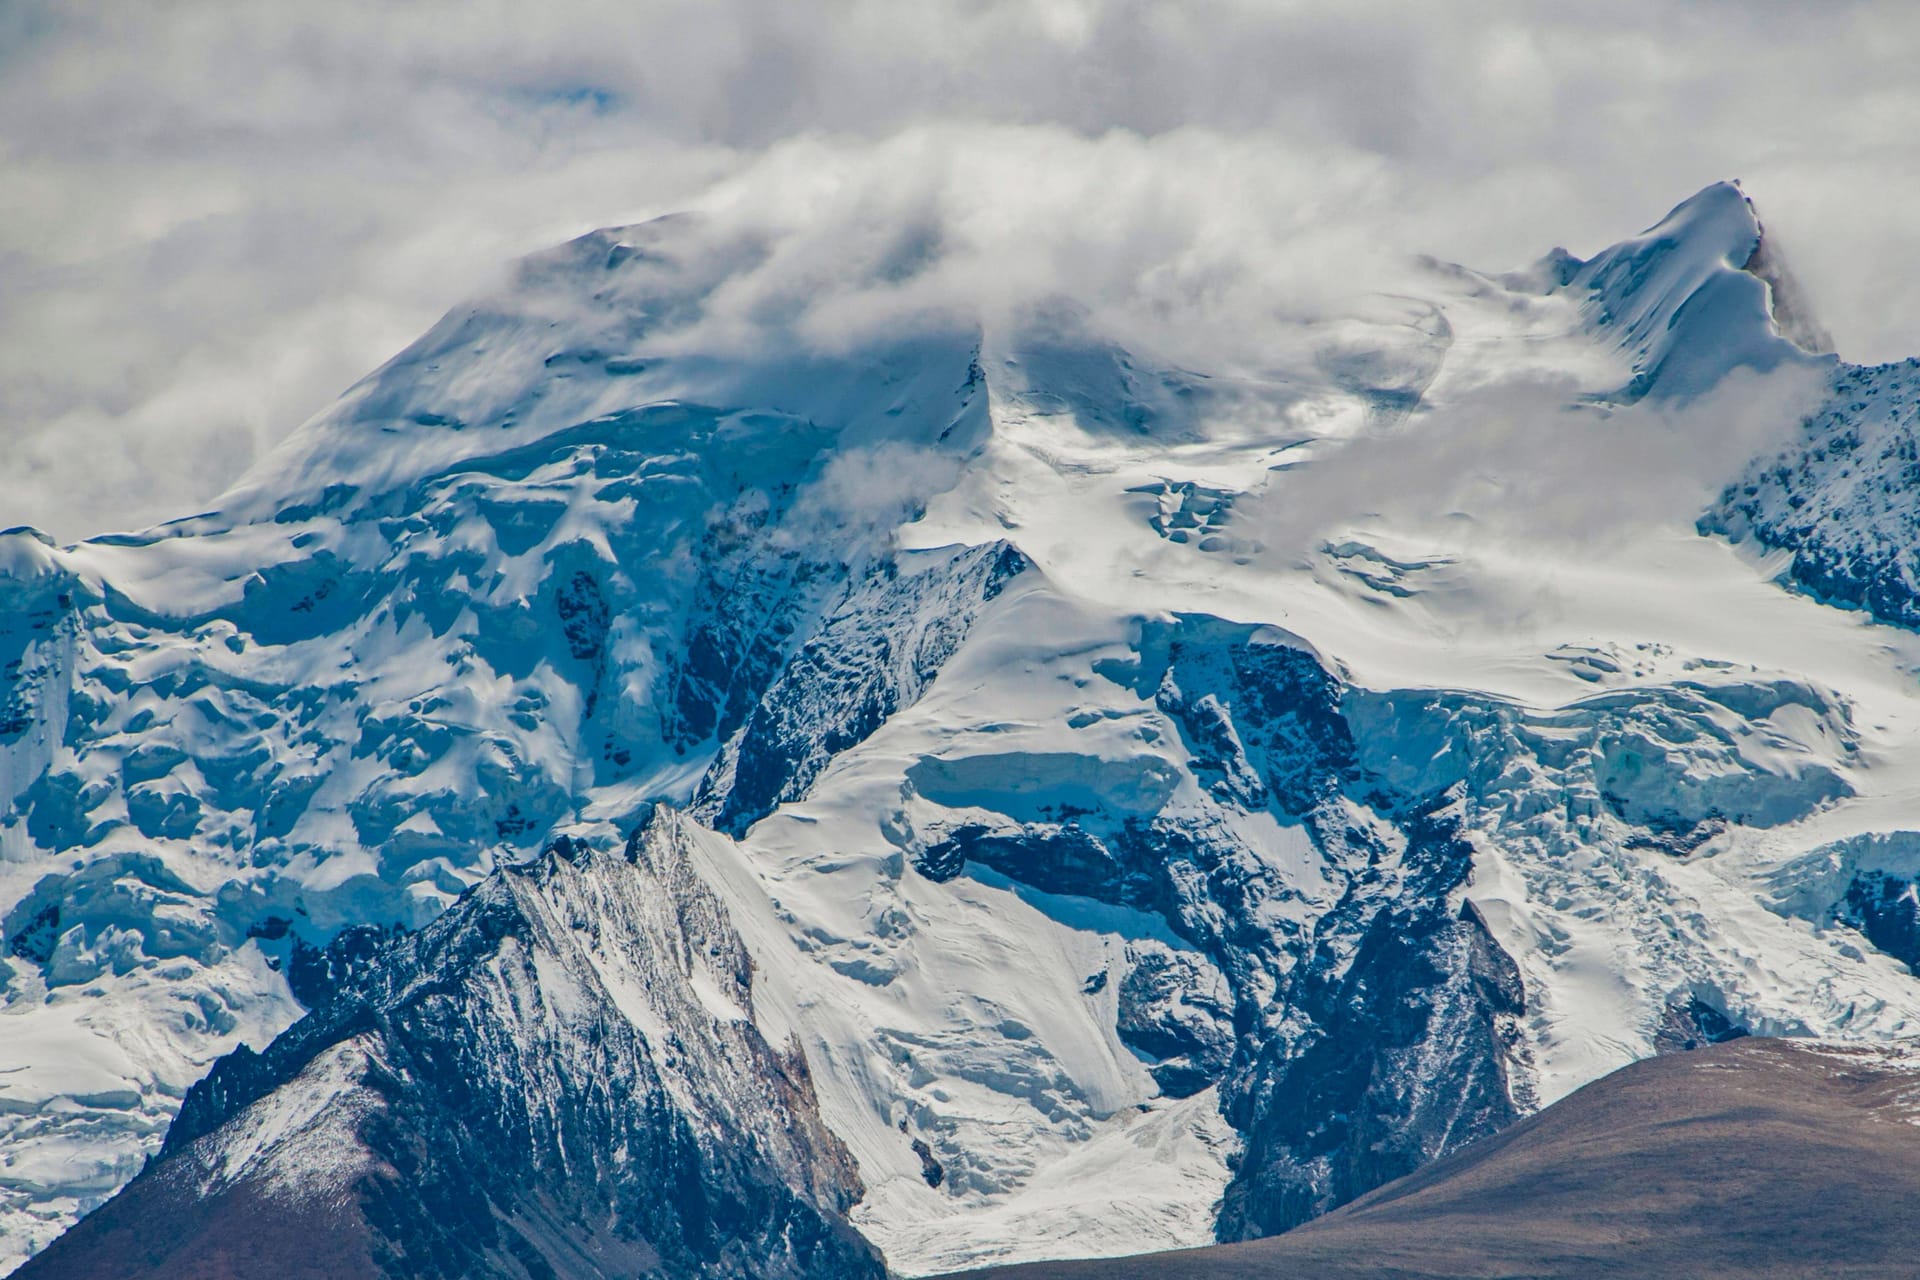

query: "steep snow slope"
xmin=9 ymin=182 xmax=1920 ymax=1274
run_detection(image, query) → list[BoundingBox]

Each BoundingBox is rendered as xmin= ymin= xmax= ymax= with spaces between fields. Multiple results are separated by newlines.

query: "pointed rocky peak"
xmin=1564 ymin=181 xmax=1827 ymax=399
xmin=20 ymin=806 xmax=884 ymax=1280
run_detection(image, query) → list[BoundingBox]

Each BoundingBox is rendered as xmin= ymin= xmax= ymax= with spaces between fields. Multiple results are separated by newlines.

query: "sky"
xmin=4 ymin=0 xmax=1919 ymax=541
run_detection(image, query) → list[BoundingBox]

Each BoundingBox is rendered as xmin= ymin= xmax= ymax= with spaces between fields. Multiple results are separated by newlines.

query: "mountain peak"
xmin=1555 ymin=179 xmax=1834 ymax=399
xmin=19 ymin=805 xmax=883 ymax=1280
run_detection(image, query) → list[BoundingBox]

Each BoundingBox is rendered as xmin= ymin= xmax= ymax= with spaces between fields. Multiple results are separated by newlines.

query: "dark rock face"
xmin=911 ymin=1138 xmax=946 ymax=1189
xmin=1653 ymin=995 xmax=1749 ymax=1054
xmin=1146 ymin=618 xmax=1356 ymax=817
xmin=19 ymin=813 xmax=883 ymax=1280
xmin=696 ymin=540 xmax=1031 ymax=836
xmin=1214 ymin=807 xmax=1526 ymax=1241
xmin=664 ymin=488 xmax=836 ymax=759
xmin=5 ymin=902 xmax=59 ymax=964
xmin=1142 ymin=621 xmax=1526 ymax=1240
xmin=904 ymin=613 xmax=1530 ymax=1238
xmin=284 ymin=923 xmax=405 ymax=1008
xmin=1705 ymin=358 xmax=1920 ymax=630
xmin=1840 ymin=870 xmax=1920 ymax=974
xmin=1115 ymin=940 xmax=1237 ymax=1098
xmin=917 ymin=822 xmax=1143 ymax=903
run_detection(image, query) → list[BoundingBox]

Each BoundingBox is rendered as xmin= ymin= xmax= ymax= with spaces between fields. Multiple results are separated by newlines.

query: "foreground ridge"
xmin=958 ymin=1037 xmax=1920 ymax=1279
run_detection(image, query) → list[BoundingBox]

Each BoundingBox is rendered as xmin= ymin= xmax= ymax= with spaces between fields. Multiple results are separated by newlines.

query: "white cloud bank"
xmin=3 ymin=0 xmax=1919 ymax=539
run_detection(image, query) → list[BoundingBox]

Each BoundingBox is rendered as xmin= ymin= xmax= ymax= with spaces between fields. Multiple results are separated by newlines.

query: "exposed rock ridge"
xmin=1706 ymin=358 xmax=1920 ymax=629
xmin=18 ymin=810 xmax=884 ymax=1280
xmin=695 ymin=539 xmax=1033 ymax=836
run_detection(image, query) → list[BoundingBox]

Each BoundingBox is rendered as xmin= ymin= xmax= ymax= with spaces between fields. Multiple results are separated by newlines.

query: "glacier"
xmin=9 ymin=180 xmax=1920 ymax=1273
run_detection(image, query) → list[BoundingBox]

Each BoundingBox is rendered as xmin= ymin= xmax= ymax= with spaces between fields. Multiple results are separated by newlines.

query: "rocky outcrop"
xmin=1706 ymin=358 xmax=1920 ymax=629
xmin=17 ymin=812 xmax=882 ymax=1280
xmin=899 ymin=615 xmax=1533 ymax=1237
xmin=695 ymin=540 xmax=1032 ymax=836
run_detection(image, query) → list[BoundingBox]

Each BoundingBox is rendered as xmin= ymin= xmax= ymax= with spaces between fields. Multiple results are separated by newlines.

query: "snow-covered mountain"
xmin=8 ymin=180 xmax=1920 ymax=1275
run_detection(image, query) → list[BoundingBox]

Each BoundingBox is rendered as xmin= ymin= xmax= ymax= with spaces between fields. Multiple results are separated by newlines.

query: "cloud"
xmin=1244 ymin=363 xmax=1834 ymax=565
xmin=3 ymin=0 xmax=1918 ymax=539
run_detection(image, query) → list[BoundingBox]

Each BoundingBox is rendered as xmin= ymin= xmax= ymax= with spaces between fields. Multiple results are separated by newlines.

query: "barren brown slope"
xmin=957 ymin=1037 xmax=1920 ymax=1280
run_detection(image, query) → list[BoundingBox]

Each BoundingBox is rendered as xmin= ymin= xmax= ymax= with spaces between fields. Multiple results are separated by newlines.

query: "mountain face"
xmin=8 ymin=181 xmax=1920 ymax=1275
xmin=1707 ymin=357 xmax=1920 ymax=627
xmin=16 ymin=809 xmax=880 ymax=1280
xmin=957 ymin=1036 xmax=1920 ymax=1280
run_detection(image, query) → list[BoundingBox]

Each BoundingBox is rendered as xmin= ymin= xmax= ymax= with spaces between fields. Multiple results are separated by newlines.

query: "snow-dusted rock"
xmin=1709 ymin=358 xmax=1920 ymax=627
xmin=17 ymin=810 xmax=880 ymax=1280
